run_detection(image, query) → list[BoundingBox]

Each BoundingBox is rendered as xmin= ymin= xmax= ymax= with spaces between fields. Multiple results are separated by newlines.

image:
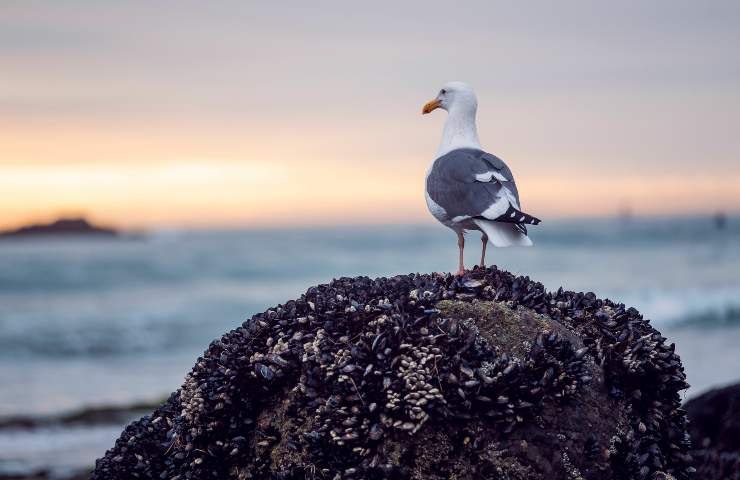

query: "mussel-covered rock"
xmin=92 ymin=267 xmax=693 ymax=480
xmin=685 ymin=382 xmax=740 ymax=480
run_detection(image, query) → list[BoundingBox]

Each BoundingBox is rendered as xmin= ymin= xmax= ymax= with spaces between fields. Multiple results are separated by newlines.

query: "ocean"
xmin=1 ymin=217 xmax=739 ymax=478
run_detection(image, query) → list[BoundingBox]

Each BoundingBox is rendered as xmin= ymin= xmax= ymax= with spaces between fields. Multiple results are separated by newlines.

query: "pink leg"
xmin=455 ymin=231 xmax=465 ymax=276
xmin=480 ymin=233 xmax=488 ymax=267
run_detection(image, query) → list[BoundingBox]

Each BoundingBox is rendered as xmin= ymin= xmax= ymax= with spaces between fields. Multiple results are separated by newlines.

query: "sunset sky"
xmin=2 ymin=1 xmax=739 ymax=229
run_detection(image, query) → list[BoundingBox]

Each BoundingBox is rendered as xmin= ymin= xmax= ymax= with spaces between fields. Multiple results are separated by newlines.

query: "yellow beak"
xmin=422 ymin=99 xmax=442 ymax=114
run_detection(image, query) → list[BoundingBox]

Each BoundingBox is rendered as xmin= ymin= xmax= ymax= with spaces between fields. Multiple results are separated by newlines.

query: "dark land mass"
xmin=92 ymin=267 xmax=695 ymax=480
xmin=0 ymin=217 xmax=117 ymax=238
xmin=0 ymin=471 xmax=90 ymax=480
xmin=0 ymin=398 xmax=166 ymax=431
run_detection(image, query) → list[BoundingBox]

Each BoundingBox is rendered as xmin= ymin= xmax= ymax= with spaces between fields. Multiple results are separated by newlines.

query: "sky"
xmin=2 ymin=0 xmax=739 ymax=229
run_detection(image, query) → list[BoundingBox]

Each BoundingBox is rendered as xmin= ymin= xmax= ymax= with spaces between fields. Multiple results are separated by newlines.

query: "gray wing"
xmin=426 ymin=148 xmax=541 ymax=226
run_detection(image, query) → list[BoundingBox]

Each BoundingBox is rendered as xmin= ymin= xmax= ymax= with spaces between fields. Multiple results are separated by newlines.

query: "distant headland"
xmin=0 ymin=217 xmax=119 ymax=238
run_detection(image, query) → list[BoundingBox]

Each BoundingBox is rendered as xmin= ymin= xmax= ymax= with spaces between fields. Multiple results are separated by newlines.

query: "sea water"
xmin=1 ymin=217 xmax=739 ymax=477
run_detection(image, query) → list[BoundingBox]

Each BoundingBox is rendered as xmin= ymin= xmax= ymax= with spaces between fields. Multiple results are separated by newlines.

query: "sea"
xmin=1 ymin=216 xmax=739 ymax=478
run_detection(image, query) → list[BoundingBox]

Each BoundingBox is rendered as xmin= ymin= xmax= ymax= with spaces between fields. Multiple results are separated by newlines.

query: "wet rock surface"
xmin=92 ymin=267 xmax=693 ymax=479
xmin=685 ymin=383 xmax=740 ymax=480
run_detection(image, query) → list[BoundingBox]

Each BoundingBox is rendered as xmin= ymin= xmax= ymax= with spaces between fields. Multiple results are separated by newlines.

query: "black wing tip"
xmin=494 ymin=205 xmax=542 ymax=226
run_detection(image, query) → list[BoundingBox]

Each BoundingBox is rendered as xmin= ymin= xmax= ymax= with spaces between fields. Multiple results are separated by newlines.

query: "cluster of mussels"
xmin=93 ymin=267 xmax=693 ymax=480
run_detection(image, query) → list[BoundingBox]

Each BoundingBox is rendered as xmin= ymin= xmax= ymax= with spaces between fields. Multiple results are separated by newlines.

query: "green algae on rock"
xmin=92 ymin=267 xmax=693 ymax=480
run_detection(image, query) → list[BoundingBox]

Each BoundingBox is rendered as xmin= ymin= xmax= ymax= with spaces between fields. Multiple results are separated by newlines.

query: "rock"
xmin=92 ymin=267 xmax=692 ymax=480
xmin=0 ymin=217 xmax=117 ymax=238
xmin=685 ymin=383 xmax=740 ymax=480
xmin=0 ymin=470 xmax=91 ymax=480
xmin=0 ymin=399 xmax=165 ymax=430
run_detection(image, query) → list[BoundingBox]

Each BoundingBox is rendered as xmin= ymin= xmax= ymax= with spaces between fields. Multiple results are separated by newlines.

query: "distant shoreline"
xmin=0 ymin=397 xmax=166 ymax=431
xmin=0 ymin=398 xmax=166 ymax=480
xmin=0 ymin=217 xmax=128 ymax=239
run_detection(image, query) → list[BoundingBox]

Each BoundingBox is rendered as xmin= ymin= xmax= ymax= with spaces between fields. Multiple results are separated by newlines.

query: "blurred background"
xmin=1 ymin=1 xmax=739 ymax=478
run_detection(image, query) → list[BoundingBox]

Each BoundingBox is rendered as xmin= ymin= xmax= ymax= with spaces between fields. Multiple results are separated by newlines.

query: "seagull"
xmin=422 ymin=82 xmax=541 ymax=276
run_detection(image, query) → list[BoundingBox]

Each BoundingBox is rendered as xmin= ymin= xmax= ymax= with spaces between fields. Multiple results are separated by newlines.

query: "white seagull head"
xmin=422 ymin=82 xmax=481 ymax=156
xmin=422 ymin=81 xmax=478 ymax=116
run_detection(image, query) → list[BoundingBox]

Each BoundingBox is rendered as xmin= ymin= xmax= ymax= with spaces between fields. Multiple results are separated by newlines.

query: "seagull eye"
xmin=440 ymin=89 xmax=446 ymax=95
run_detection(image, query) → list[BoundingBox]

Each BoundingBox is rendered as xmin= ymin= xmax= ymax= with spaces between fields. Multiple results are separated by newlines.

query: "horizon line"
xmin=2 ymin=210 xmax=737 ymax=233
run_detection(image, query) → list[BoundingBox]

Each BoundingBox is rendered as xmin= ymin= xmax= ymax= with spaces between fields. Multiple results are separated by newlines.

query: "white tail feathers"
xmin=474 ymin=219 xmax=533 ymax=247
